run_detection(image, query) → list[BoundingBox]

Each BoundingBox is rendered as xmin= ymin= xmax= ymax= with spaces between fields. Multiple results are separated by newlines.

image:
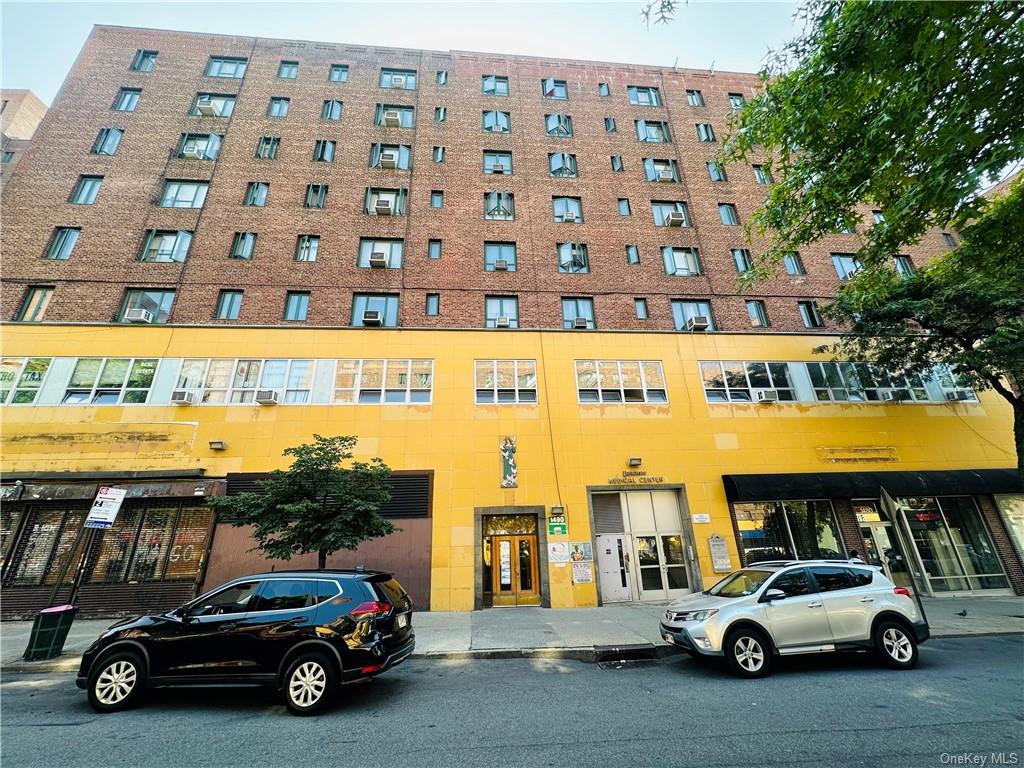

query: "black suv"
xmin=76 ymin=570 xmax=415 ymax=715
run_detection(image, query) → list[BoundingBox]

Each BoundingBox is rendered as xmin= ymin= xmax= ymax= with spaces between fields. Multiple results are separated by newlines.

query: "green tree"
xmin=209 ymin=435 xmax=394 ymax=569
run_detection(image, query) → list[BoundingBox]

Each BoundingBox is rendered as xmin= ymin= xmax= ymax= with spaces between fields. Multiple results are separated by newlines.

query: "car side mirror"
xmin=762 ymin=588 xmax=787 ymax=603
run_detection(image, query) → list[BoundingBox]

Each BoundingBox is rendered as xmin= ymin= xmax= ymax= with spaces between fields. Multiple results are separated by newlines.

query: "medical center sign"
xmin=84 ymin=487 xmax=127 ymax=529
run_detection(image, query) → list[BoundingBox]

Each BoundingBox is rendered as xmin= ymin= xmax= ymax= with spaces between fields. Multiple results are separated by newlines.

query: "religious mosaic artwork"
xmin=500 ymin=435 xmax=518 ymax=488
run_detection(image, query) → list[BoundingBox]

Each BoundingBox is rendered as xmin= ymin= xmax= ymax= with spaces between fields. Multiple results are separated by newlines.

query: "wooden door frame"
xmin=490 ymin=534 xmax=541 ymax=606
xmin=473 ymin=505 xmax=549 ymax=610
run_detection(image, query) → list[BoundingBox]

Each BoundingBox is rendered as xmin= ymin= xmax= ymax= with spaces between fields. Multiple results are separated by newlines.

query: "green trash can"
xmin=23 ymin=604 xmax=78 ymax=661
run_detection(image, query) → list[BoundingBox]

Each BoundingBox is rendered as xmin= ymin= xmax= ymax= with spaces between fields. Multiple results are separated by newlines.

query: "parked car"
xmin=77 ymin=569 xmax=415 ymax=715
xmin=659 ymin=560 xmax=928 ymax=677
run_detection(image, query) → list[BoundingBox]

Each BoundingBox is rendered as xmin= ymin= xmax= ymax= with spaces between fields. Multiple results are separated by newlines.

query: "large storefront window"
xmin=733 ymin=501 xmax=844 ymax=565
xmin=995 ymin=495 xmax=1024 ymax=559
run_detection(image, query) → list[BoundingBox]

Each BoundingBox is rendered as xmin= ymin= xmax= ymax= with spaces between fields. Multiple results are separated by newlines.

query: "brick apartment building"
xmin=1 ymin=25 xmax=1021 ymax=618
xmin=1 ymin=89 xmax=47 ymax=187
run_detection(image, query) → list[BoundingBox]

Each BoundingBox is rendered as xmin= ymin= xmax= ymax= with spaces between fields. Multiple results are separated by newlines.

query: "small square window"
xmin=71 ymin=175 xmax=103 ymax=205
xmin=432 ymin=146 xmax=446 ymax=163
xmin=686 ymin=89 xmax=704 ymax=107
xmin=707 ymin=162 xmax=727 ymax=182
xmin=295 ymin=235 xmax=320 ymax=262
xmin=611 ymin=155 xmax=623 ymax=172
xmin=268 ymin=97 xmax=290 ymax=117
xmin=598 ymin=83 xmax=610 ymax=97
xmin=256 ymin=136 xmax=279 ymax=159
xmin=112 ymin=88 xmax=141 ymax=112
xmin=753 ymin=164 xmax=773 ymax=184
xmin=545 ymin=113 xmax=573 ymax=137
xmin=46 ymin=228 xmax=80 ymax=260
xmin=381 ymin=69 xmax=417 ymax=90
xmin=719 ymin=203 xmax=739 ymax=226
xmin=873 ymin=210 xmax=885 ymax=224
xmin=305 ymin=184 xmax=328 ymax=209
xmin=728 ymin=93 xmax=746 ymax=108
xmin=732 ymin=248 xmax=753 ymax=273
xmin=92 ymin=128 xmax=123 ymax=155
xmin=230 ymin=232 xmax=257 ymax=260
xmin=207 ymin=57 xmax=247 ymax=78
xmin=278 ymin=60 xmax=298 ymax=79
xmin=626 ymin=245 xmax=640 ymax=265
xmin=798 ymin=300 xmax=823 ymax=328
xmin=604 ymin=117 xmax=617 ymax=133
xmin=746 ymin=300 xmax=769 ymax=328
xmin=635 ymin=298 xmax=649 ymax=320
xmin=16 ymin=286 xmax=53 ymax=322
xmin=244 ymin=182 xmax=269 ymax=207
xmin=216 ymin=290 xmax=243 ymax=320
xmin=618 ymin=198 xmax=631 ymax=216
xmin=482 ymin=75 xmax=510 ymax=96
xmin=426 ymin=293 xmax=440 ymax=315
xmin=783 ymin=252 xmax=806 ymax=276
xmin=313 ymin=140 xmax=336 ymax=162
xmin=329 ymin=64 xmax=349 ymax=82
xmin=942 ymin=232 xmax=957 ymax=247
xmin=696 ymin=123 xmax=716 ymax=142
xmin=431 ymin=191 xmax=444 ymax=208
xmin=428 ymin=240 xmax=442 ymax=259
xmin=893 ymin=255 xmax=915 ymax=278
xmin=483 ymin=110 xmax=511 ymax=133
xmin=284 ymin=292 xmax=310 ymax=321
xmin=436 ymin=70 xmax=449 ymax=85
xmin=131 ymin=50 xmax=158 ymax=73
xmin=434 ymin=106 xmax=446 ymax=123
xmin=542 ymin=78 xmax=568 ymax=99
xmin=321 ymin=100 xmax=343 ymax=120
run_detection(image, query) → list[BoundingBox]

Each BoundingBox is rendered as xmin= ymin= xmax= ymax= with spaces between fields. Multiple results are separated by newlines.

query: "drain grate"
xmin=597 ymin=658 xmax=661 ymax=670
xmin=594 ymin=643 xmax=659 ymax=667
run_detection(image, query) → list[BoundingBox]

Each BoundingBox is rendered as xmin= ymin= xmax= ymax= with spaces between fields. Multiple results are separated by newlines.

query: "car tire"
xmin=874 ymin=620 xmax=919 ymax=669
xmin=724 ymin=627 xmax=772 ymax=678
xmin=282 ymin=652 xmax=338 ymax=716
xmin=87 ymin=651 xmax=147 ymax=713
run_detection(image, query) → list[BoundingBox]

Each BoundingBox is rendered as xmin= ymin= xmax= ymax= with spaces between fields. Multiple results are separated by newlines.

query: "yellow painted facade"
xmin=1 ymin=324 xmax=1016 ymax=611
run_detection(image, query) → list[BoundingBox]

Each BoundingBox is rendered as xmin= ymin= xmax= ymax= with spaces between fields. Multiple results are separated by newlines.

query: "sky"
xmin=2 ymin=0 xmax=800 ymax=106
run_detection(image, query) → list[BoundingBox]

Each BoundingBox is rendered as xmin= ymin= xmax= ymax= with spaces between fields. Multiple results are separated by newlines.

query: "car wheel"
xmin=724 ymin=628 xmax=772 ymax=678
xmin=87 ymin=651 xmax=146 ymax=713
xmin=874 ymin=620 xmax=918 ymax=669
xmin=283 ymin=653 xmax=337 ymax=716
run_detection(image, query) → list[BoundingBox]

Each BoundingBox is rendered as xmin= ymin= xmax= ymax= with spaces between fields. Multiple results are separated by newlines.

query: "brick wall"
xmin=975 ymin=494 xmax=1024 ymax=595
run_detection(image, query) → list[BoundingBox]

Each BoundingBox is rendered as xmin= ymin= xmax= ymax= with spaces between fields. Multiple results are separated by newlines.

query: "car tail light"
xmin=351 ymin=601 xmax=392 ymax=618
xmin=894 ymin=587 xmax=911 ymax=597
xmin=361 ymin=664 xmax=384 ymax=674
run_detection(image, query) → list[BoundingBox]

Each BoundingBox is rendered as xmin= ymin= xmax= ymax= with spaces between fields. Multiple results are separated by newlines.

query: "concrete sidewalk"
xmin=3 ymin=594 xmax=1021 ymax=674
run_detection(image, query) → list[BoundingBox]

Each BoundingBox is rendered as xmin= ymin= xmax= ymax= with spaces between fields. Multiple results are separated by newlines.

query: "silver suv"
xmin=659 ymin=560 xmax=929 ymax=677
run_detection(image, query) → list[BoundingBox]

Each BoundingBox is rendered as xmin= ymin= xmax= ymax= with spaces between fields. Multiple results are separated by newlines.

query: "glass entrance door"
xmin=632 ymin=534 xmax=690 ymax=600
xmin=490 ymin=535 xmax=540 ymax=607
xmin=861 ymin=523 xmax=913 ymax=589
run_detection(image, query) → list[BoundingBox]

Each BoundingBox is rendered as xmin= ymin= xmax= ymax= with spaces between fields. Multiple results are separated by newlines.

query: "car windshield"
xmin=705 ymin=569 xmax=774 ymax=597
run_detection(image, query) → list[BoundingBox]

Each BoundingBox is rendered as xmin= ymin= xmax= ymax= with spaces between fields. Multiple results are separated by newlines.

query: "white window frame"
xmin=0 ymin=357 xmax=52 ymax=405
xmin=699 ymin=360 xmax=795 ymax=404
xmin=575 ymin=360 xmax=668 ymax=404
xmin=61 ymin=357 xmax=159 ymax=405
xmin=475 ymin=360 xmax=537 ymax=403
xmin=332 ymin=359 xmax=433 ymax=404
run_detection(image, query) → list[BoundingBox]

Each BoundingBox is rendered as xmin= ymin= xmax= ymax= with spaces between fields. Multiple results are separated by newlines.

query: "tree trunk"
xmin=317 ymin=549 xmax=327 ymax=570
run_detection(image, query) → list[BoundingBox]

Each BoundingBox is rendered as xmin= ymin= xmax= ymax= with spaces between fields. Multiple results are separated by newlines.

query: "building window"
xmin=244 ymin=182 xmax=269 ymax=207
xmin=635 ymin=120 xmax=670 ymax=143
xmin=46 ymin=228 xmax=80 ymax=260
xmin=562 ymin=298 xmax=595 ymax=329
xmin=160 ymin=180 xmax=208 ymax=209
xmin=872 ymin=210 xmax=885 ymax=224
xmin=484 ymin=296 xmax=519 ymax=329
xmin=672 ymin=300 xmax=715 ymax=331
xmin=484 ymin=242 xmax=517 ymax=271
xmin=256 ymin=136 xmax=279 ymax=159
xmin=626 ymin=245 xmax=640 ymax=265
xmin=942 ymin=232 xmax=958 ymax=247
xmin=652 ymin=201 xmax=691 ymax=227
xmin=178 ymin=358 xmax=317 ymax=404
xmin=484 ymin=151 xmax=512 ymax=174
xmin=91 ymin=128 xmax=123 ymax=155
xmin=558 ymin=242 xmax=589 ymax=273
xmin=838 ymin=222 xmax=857 ymax=234
xmin=542 ymin=78 xmax=568 ymax=99
xmin=753 ymin=164 xmax=773 ymax=184
xmin=482 ymin=75 xmax=509 ymax=96
xmin=432 ymin=146 xmax=446 ymax=163
xmin=784 ymin=252 xmax=806 ymax=275
xmin=628 ymin=85 xmax=661 ymax=106
xmin=192 ymin=92 xmax=235 ymax=117
xmin=832 ymin=254 xmax=861 ymax=280
xmin=894 ymin=255 xmax=915 ymax=278
xmin=334 ymin=358 xmax=431 ymax=403
xmin=700 ymin=360 xmax=794 ymax=403
xmin=475 ymin=360 xmax=536 ymax=402
xmin=178 ymin=133 xmax=222 ymax=160
xmin=746 ymin=299 xmax=770 ymax=327
xmin=719 ymin=203 xmax=740 ymax=225
xmin=635 ymin=298 xmax=649 ymax=320
xmin=482 ymin=110 xmax=511 ymax=133
xmin=295 ymin=235 xmax=320 ymax=262
xmin=230 ymin=232 xmax=257 ymax=260
xmin=313 ymin=140 xmax=336 ymax=162
xmin=732 ymin=248 xmax=753 ymax=273
xmin=728 ymin=92 xmax=746 ymax=108
xmin=278 ymin=60 xmax=298 ymax=79
xmin=305 ymin=183 xmax=328 ymax=209
xmin=707 ymin=161 xmax=727 ymax=182
xmin=131 ymin=50 xmax=158 ymax=72
xmin=598 ymin=83 xmax=610 ymax=97
xmin=733 ymin=500 xmax=846 ymax=564
xmin=365 ymin=187 xmax=407 ymax=215
xmin=15 ymin=289 xmax=53 ymax=323
xmin=545 ymin=113 xmax=573 ymax=137
xmin=611 ymin=155 xmax=624 ymax=172
xmin=604 ymin=117 xmax=617 ymax=133
xmin=696 ymin=123 xmax=716 ymax=142
xmin=431 ymin=190 xmax=444 ymax=208
xmin=617 ymin=198 xmax=631 ymax=216
xmin=380 ymin=69 xmax=417 ymax=89
xmin=686 ymin=89 xmax=704 ymax=107
xmin=376 ymin=103 xmax=415 ymax=127
xmin=351 ymin=294 xmax=400 ymax=327
xmin=552 ymin=196 xmax=583 ymax=222
xmin=933 ymin=364 xmax=980 ymax=403
xmin=436 ymin=70 xmax=449 ymax=85
xmin=370 ymin=144 xmax=412 ymax=169
xmin=358 ymin=239 xmax=404 ymax=268
xmin=120 ymin=289 xmax=175 ymax=323
xmin=428 ymin=239 xmax=442 ymax=259
xmin=70 ymin=175 xmax=103 ymax=204
xmin=485 ymin=191 xmax=515 ymax=221
xmin=329 ymin=64 xmax=349 ymax=82
xmin=140 ymin=230 xmax=192 ymax=263
xmin=206 ymin=57 xmax=247 ymax=78
xmin=805 ymin=361 xmax=930 ymax=402
xmin=112 ymin=87 xmax=141 ymax=112
xmin=548 ymin=152 xmax=577 ymax=177
xmin=662 ymin=246 xmax=701 ymax=276
xmin=321 ymin=100 xmax=343 ymax=120
xmin=284 ymin=292 xmax=310 ymax=321
xmin=0 ymin=357 xmax=51 ymax=404
xmin=268 ymin=97 xmax=290 ymax=117
xmin=216 ymin=290 xmax=243 ymax=320
xmin=575 ymin=360 xmax=667 ymax=403
xmin=798 ymin=300 xmax=823 ymax=328
xmin=2 ymin=151 xmax=13 ymax=164
xmin=425 ymin=293 xmax=440 ymax=316
xmin=434 ymin=106 xmax=446 ymax=123
xmin=61 ymin=357 xmax=159 ymax=405
xmin=644 ymin=158 xmax=679 ymax=182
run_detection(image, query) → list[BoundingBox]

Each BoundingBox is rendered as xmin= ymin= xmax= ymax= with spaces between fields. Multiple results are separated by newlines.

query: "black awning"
xmin=723 ymin=468 xmax=1023 ymax=502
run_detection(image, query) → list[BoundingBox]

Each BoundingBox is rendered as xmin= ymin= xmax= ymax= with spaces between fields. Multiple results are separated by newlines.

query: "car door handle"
xmin=859 ymin=598 xmax=875 ymax=603
xmin=807 ymin=602 xmax=823 ymax=608
xmin=287 ymin=617 xmax=308 ymax=626
xmin=218 ymin=623 xmax=239 ymax=632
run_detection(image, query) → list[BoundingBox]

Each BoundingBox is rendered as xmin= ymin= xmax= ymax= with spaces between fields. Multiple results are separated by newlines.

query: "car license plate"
xmin=396 ymin=614 xmax=408 ymax=628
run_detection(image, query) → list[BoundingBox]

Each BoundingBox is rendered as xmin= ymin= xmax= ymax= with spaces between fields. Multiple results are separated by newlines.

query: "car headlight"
xmin=681 ymin=609 xmax=718 ymax=622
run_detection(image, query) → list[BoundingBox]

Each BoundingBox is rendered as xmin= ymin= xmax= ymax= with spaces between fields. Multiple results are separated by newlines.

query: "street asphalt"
xmin=2 ymin=635 xmax=1021 ymax=768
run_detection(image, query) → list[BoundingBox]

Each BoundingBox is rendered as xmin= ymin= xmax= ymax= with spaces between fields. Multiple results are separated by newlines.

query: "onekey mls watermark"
xmin=940 ymin=754 xmax=1019 ymax=766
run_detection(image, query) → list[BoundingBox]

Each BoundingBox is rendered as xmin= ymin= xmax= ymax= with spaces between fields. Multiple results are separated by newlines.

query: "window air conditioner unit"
xmin=657 ymin=169 xmax=675 ymax=182
xmin=362 ymin=310 xmax=383 ymax=326
xmin=754 ymin=389 xmax=779 ymax=403
xmin=491 ymin=164 xmax=506 ymax=174
xmin=382 ymin=109 xmax=402 ymax=127
xmin=573 ymin=317 xmax=589 ymax=329
xmin=255 ymin=390 xmax=279 ymax=405
xmin=124 ymin=308 xmax=153 ymax=324
xmin=666 ymin=211 xmax=686 ymax=226
xmin=879 ymin=389 xmax=896 ymax=401
xmin=181 ymin=146 xmax=205 ymax=160
xmin=686 ymin=316 xmax=710 ymax=332
xmin=561 ymin=212 xmax=578 ymax=222
xmin=495 ymin=316 xmax=511 ymax=328
xmin=368 ymin=252 xmax=388 ymax=268
xmin=375 ymin=199 xmax=394 ymax=215
xmin=195 ymin=97 xmax=217 ymax=116
xmin=390 ymin=75 xmax=406 ymax=87
xmin=493 ymin=259 xmax=509 ymax=271
xmin=170 ymin=390 xmax=194 ymax=405
xmin=379 ymin=151 xmax=398 ymax=168
xmin=946 ymin=388 xmax=974 ymax=401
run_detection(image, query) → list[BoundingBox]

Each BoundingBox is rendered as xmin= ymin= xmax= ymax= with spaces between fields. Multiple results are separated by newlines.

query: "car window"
xmin=372 ymin=577 xmax=408 ymax=608
xmin=767 ymin=569 xmax=811 ymax=597
xmin=317 ymin=579 xmax=342 ymax=602
xmin=190 ymin=581 xmax=259 ymax=616
xmin=249 ymin=579 xmax=320 ymax=612
xmin=848 ymin=568 xmax=873 ymax=587
xmin=707 ymin=568 xmax=774 ymax=597
xmin=810 ymin=566 xmax=852 ymax=592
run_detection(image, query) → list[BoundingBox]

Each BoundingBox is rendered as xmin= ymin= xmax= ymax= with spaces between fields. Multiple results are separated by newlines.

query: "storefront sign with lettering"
xmin=607 ymin=470 xmax=665 ymax=485
xmin=708 ymin=534 xmax=732 ymax=573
